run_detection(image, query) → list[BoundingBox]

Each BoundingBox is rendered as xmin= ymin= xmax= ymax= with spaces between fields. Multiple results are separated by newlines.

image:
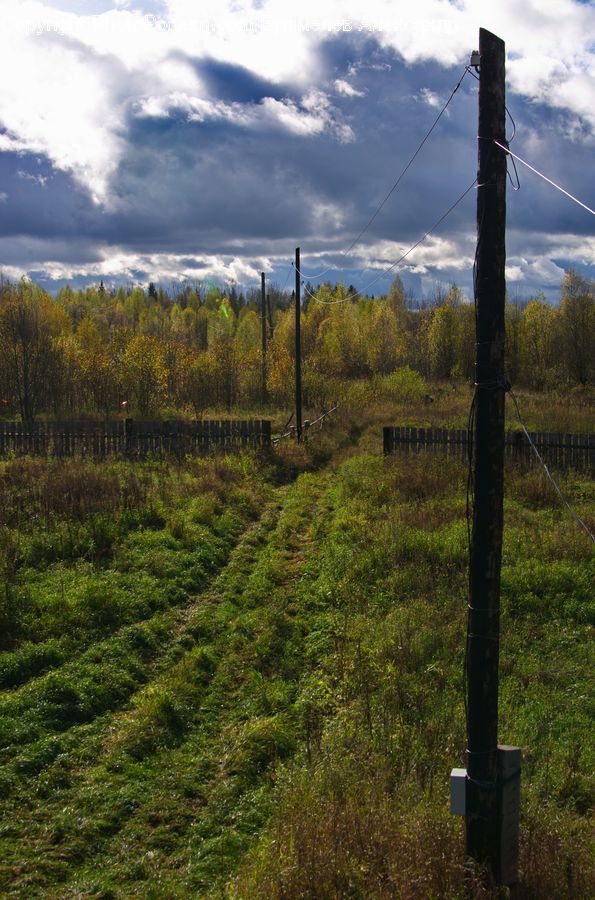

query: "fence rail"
xmin=0 ymin=419 xmax=271 ymax=458
xmin=383 ymin=426 xmax=594 ymax=470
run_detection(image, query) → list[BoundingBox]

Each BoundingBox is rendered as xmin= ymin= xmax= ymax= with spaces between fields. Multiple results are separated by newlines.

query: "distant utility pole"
xmin=295 ymin=247 xmax=303 ymax=443
xmin=261 ymin=271 xmax=267 ymax=405
xmin=465 ymin=27 xmax=519 ymax=886
xmin=266 ymin=293 xmax=274 ymax=340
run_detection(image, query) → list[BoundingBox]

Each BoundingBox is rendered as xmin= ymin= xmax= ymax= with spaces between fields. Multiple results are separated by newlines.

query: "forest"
xmin=0 ymin=268 xmax=592 ymax=423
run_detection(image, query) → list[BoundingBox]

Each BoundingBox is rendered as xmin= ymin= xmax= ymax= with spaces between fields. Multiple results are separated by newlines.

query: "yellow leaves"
xmin=76 ymin=316 xmax=103 ymax=352
xmin=267 ymin=345 xmax=293 ymax=407
xmin=235 ymin=309 xmax=261 ymax=351
xmin=519 ymin=298 xmax=558 ymax=389
xmin=427 ymin=302 xmax=459 ymax=378
xmin=365 ymin=304 xmax=401 ymax=375
xmin=121 ymin=334 xmax=168 ymax=416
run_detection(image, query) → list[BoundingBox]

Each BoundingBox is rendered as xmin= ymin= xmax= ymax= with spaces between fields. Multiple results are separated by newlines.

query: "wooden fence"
xmin=0 ymin=419 xmax=271 ymax=458
xmin=383 ymin=426 xmax=594 ymax=470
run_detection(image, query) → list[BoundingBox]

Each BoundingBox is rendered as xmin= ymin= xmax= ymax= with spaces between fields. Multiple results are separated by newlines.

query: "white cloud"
xmin=507 ymin=232 xmax=595 ymax=282
xmin=17 ymin=169 xmax=49 ymax=187
xmin=311 ymin=201 xmax=346 ymax=231
xmin=354 ymin=233 xmax=475 ymax=278
xmin=419 ymin=88 xmax=441 ymax=109
xmin=0 ymin=2 xmax=127 ymax=202
xmin=334 ymin=79 xmax=366 ymax=98
xmin=0 ymin=265 xmax=27 ymax=281
xmin=134 ymin=92 xmax=252 ymax=126
xmin=262 ymin=93 xmax=354 ymax=141
xmin=0 ymin=0 xmax=593 ymax=210
xmin=134 ymin=88 xmax=353 ymax=140
xmin=505 ymin=256 xmax=567 ymax=287
xmin=2 ymin=246 xmax=268 ymax=286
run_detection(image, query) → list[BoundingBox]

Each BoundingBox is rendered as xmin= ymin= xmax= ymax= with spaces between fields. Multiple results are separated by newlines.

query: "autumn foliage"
xmin=0 ymin=271 xmax=592 ymax=421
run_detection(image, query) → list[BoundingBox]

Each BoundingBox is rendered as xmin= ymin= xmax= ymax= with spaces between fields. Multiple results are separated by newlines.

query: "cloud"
xmin=1 ymin=0 xmax=593 ymax=206
xmin=0 ymin=0 xmax=593 ymax=300
xmin=17 ymin=170 xmax=49 ymax=187
xmin=505 ymin=256 xmax=568 ymax=287
xmin=262 ymin=92 xmax=354 ymax=140
xmin=419 ymin=87 xmax=442 ymax=109
xmin=334 ymin=78 xmax=366 ymax=97
xmin=0 ymin=242 xmax=271 ymax=286
xmin=134 ymin=87 xmax=353 ymax=141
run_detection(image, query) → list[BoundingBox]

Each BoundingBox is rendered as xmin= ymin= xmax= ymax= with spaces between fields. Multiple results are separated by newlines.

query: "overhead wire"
xmin=493 ymin=141 xmax=595 ymax=215
xmin=503 ymin=106 xmax=521 ymax=190
xmin=296 ymin=65 xmax=471 ymax=281
xmin=467 ymin=61 xmax=520 ymax=195
xmin=273 ymin=261 xmax=292 ymax=295
xmin=300 ymin=178 xmax=478 ymax=306
xmin=508 ymin=390 xmax=595 ymax=543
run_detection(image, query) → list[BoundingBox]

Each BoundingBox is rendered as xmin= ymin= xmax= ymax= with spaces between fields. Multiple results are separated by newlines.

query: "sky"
xmin=0 ymin=0 xmax=593 ymax=302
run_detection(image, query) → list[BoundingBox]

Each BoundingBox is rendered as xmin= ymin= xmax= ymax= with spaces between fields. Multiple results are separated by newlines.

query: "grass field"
xmin=0 ymin=396 xmax=593 ymax=898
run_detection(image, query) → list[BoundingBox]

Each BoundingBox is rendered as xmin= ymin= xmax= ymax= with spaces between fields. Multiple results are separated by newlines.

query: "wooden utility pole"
xmin=267 ymin=293 xmax=274 ymax=340
xmin=466 ymin=27 xmax=509 ymax=881
xmin=261 ymin=271 xmax=267 ymax=405
xmin=295 ymin=248 xmax=303 ymax=443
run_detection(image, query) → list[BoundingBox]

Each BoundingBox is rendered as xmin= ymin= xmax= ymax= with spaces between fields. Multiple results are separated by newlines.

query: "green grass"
xmin=0 ymin=435 xmax=593 ymax=898
xmin=229 ymin=454 xmax=593 ymax=898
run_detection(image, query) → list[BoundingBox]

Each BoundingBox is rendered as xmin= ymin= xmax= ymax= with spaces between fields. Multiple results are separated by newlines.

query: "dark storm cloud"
xmin=108 ymin=115 xmax=304 ymax=248
xmin=102 ymin=39 xmax=482 ymax=268
xmin=190 ymin=57 xmax=289 ymax=103
xmin=0 ymin=24 xmax=593 ymax=299
xmin=0 ymin=151 xmax=104 ymax=240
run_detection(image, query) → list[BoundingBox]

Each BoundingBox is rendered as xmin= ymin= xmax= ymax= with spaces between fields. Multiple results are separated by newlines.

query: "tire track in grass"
xmin=74 ymin=472 xmax=336 ymax=897
xmin=0 ymin=472 xmax=336 ymax=897
xmin=0 ymin=454 xmax=278 ymax=701
xmin=0 ymin=508 xmax=241 ymax=704
xmin=0 ymin=487 xmax=289 ymax=889
xmin=0 ymin=482 xmax=285 ymax=784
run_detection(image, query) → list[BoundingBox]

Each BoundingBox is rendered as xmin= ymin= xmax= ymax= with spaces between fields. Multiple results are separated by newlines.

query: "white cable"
xmin=494 ymin=141 xmax=595 ymax=216
xmin=509 ymin=390 xmax=594 ymax=543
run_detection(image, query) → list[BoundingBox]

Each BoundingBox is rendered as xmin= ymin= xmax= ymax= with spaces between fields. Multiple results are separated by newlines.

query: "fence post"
xmin=125 ymin=417 xmax=133 ymax=457
xmin=383 ymin=427 xmax=392 ymax=455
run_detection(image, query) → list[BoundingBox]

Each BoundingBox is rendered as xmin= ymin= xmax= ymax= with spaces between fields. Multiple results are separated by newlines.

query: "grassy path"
xmin=0 ymin=469 xmax=336 ymax=897
xmin=0 ymin=482 xmax=277 ymax=793
xmin=1 ymin=441 xmax=592 ymax=899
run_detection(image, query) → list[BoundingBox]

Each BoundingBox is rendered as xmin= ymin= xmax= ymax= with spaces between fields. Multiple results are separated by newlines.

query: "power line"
xmin=279 ymin=263 xmax=292 ymax=293
xmin=508 ymin=389 xmax=595 ymax=542
xmin=493 ymin=140 xmax=595 ymax=215
xmin=301 ymin=177 xmax=478 ymax=305
xmin=297 ymin=65 xmax=470 ymax=280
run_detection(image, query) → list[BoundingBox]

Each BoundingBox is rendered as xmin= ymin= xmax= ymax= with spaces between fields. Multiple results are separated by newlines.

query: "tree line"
xmin=0 ymin=270 xmax=592 ymax=421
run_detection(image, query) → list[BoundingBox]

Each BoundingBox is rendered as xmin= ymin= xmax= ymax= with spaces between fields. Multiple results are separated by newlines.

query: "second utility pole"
xmin=261 ymin=271 xmax=267 ymax=405
xmin=294 ymin=247 xmax=303 ymax=442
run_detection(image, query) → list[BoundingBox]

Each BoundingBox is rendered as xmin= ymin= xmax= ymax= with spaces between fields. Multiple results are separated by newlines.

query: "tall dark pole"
xmin=295 ymin=248 xmax=302 ymax=443
xmin=466 ymin=28 xmax=507 ymax=878
xmin=261 ymin=271 xmax=267 ymax=405
xmin=266 ymin=292 xmax=273 ymax=340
